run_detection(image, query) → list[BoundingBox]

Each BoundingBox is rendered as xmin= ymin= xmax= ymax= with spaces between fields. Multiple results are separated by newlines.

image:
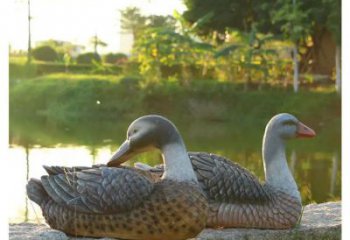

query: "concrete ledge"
xmin=9 ymin=201 xmax=341 ymax=240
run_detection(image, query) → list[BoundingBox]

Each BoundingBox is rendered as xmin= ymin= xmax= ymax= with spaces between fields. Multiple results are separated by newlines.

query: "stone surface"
xmin=9 ymin=201 xmax=341 ymax=240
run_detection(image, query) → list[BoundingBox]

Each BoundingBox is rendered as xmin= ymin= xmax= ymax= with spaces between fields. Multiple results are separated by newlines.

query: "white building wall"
xmin=119 ymin=32 xmax=134 ymax=55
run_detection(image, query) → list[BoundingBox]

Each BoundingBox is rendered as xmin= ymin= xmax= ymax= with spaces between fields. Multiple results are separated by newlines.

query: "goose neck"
xmin=262 ymin=132 xmax=300 ymax=201
xmin=263 ymin=133 xmax=286 ymax=181
xmin=161 ymin=141 xmax=198 ymax=183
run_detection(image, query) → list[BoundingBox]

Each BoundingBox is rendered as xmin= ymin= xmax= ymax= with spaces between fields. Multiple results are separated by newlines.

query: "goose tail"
xmin=26 ymin=178 xmax=48 ymax=206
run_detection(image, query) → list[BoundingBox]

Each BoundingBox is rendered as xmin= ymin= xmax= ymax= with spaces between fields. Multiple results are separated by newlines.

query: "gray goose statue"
xmin=111 ymin=113 xmax=316 ymax=229
xmin=26 ymin=115 xmax=208 ymax=240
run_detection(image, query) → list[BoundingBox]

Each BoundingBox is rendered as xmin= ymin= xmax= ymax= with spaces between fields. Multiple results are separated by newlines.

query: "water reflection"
xmin=330 ymin=152 xmax=339 ymax=197
xmin=9 ymin=145 xmax=115 ymax=223
xmin=9 ymin=144 xmax=341 ymax=223
xmin=9 ymin=115 xmax=341 ymax=223
xmin=24 ymin=145 xmax=29 ymax=222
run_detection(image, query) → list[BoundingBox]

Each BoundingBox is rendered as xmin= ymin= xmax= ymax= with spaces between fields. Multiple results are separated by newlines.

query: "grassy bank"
xmin=10 ymin=73 xmax=340 ymax=148
xmin=10 ymin=73 xmax=340 ymax=123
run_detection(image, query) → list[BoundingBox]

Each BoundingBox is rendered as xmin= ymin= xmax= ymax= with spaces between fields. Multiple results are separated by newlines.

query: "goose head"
xmin=263 ymin=113 xmax=316 ymax=195
xmin=265 ymin=113 xmax=316 ymax=141
xmin=108 ymin=115 xmax=184 ymax=167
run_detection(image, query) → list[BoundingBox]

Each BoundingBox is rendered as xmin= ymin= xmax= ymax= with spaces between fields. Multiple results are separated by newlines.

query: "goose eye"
xmin=128 ymin=129 xmax=138 ymax=137
xmin=283 ymin=120 xmax=295 ymax=126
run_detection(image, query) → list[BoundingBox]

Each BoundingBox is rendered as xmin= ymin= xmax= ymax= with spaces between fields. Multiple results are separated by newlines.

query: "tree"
xmin=146 ymin=15 xmax=177 ymax=30
xmin=324 ymin=0 xmax=341 ymax=93
xmin=133 ymin=10 xmax=215 ymax=84
xmin=134 ymin=27 xmax=213 ymax=84
xmin=120 ymin=7 xmax=178 ymax=42
xmin=120 ymin=7 xmax=146 ymax=41
xmin=182 ymin=0 xmax=276 ymax=42
xmin=183 ymin=0 xmax=341 ymax=91
xmin=32 ymin=46 xmax=58 ymax=62
xmin=295 ymin=0 xmax=340 ymax=83
xmin=215 ymin=28 xmax=278 ymax=90
xmin=76 ymin=52 xmax=101 ymax=64
xmin=103 ymin=53 xmax=128 ymax=64
xmin=36 ymin=39 xmax=84 ymax=60
xmin=90 ymin=34 xmax=107 ymax=55
xmin=272 ymin=0 xmax=310 ymax=93
xmin=272 ymin=0 xmax=341 ymax=92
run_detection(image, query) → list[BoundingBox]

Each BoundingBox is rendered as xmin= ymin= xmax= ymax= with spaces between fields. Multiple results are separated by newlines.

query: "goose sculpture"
xmin=26 ymin=115 xmax=208 ymax=240
xmin=109 ymin=113 xmax=316 ymax=229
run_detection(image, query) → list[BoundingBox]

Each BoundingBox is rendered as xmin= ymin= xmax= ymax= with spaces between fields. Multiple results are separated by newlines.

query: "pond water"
xmin=9 ymin=115 xmax=341 ymax=223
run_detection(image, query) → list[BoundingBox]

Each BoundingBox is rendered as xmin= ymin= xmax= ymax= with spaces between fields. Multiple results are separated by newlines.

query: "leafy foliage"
xmin=146 ymin=15 xmax=177 ymax=30
xmin=120 ymin=7 xmax=178 ymax=42
xmin=36 ymin=39 xmax=84 ymax=60
xmin=182 ymin=0 xmax=340 ymax=80
xmin=103 ymin=53 xmax=128 ymax=64
xmin=120 ymin=7 xmax=147 ymax=40
xmin=272 ymin=0 xmax=311 ymax=43
xmin=76 ymin=52 xmax=101 ymax=64
xmin=182 ymin=0 xmax=276 ymax=40
xmin=133 ymin=27 xmax=213 ymax=83
xmin=215 ymin=29 xmax=281 ymax=87
xmin=323 ymin=0 xmax=341 ymax=44
xmin=32 ymin=46 xmax=58 ymax=62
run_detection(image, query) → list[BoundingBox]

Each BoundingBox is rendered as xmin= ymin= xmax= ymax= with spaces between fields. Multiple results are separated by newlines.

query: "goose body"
xmin=188 ymin=152 xmax=301 ymax=229
xmin=26 ymin=115 xmax=208 ymax=240
xmin=116 ymin=113 xmax=316 ymax=229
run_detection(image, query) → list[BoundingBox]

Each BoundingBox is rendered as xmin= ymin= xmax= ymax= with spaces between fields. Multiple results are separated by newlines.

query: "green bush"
xmin=9 ymin=62 xmax=123 ymax=78
xmin=122 ymin=61 xmax=140 ymax=75
xmin=76 ymin=52 xmax=101 ymax=64
xmin=103 ymin=53 xmax=128 ymax=64
xmin=32 ymin=46 xmax=58 ymax=62
xmin=36 ymin=62 xmax=94 ymax=74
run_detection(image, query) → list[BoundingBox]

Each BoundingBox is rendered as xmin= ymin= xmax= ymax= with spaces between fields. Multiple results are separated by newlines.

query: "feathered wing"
xmin=189 ymin=152 xmax=271 ymax=204
xmin=40 ymin=167 xmax=154 ymax=214
xmin=134 ymin=152 xmax=271 ymax=204
xmin=43 ymin=165 xmax=103 ymax=175
xmin=44 ymin=164 xmax=161 ymax=182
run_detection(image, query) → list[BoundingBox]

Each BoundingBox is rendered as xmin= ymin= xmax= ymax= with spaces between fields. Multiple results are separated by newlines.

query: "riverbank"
xmin=10 ymin=73 xmax=340 ymax=122
xmin=10 ymin=73 xmax=341 ymax=152
xmin=9 ymin=201 xmax=341 ymax=240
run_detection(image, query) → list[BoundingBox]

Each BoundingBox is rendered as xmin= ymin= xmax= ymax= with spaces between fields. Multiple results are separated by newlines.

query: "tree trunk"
xmin=27 ymin=0 xmax=32 ymax=64
xmin=181 ymin=65 xmax=191 ymax=87
xmin=293 ymin=44 xmax=299 ymax=93
xmin=335 ymin=45 xmax=341 ymax=93
xmin=244 ymin=71 xmax=251 ymax=92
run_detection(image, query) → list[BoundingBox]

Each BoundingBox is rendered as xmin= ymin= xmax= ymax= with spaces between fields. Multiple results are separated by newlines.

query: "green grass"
xmin=10 ymin=73 xmax=340 ymax=124
xmin=9 ymin=58 xmax=124 ymax=80
xmin=9 ymin=73 xmax=341 ymax=206
xmin=10 ymin=73 xmax=341 ymax=153
xmin=33 ymin=73 xmax=122 ymax=82
xmin=9 ymin=56 xmax=28 ymax=64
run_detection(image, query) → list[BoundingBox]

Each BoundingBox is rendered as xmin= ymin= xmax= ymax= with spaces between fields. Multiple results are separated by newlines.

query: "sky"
xmin=10 ymin=0 xmax=186 ymax=53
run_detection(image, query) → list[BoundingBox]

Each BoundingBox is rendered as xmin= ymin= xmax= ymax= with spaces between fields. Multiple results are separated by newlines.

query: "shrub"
xmin=9 ymin=62 xmax=124 ymax=78
xmin=76 ymin=52 xmax=101 ymax=64
xmin=32 ymin=46 xmax=58 ymax=62
xmin=103 ymin=53 xmax=128 ymax=64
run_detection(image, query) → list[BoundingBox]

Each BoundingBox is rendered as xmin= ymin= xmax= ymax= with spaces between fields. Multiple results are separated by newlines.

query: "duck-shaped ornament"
xmin=112 ymin=113 xmax=316 ymax=229
xmin=27 ymin=115 xmax=208 ymax=240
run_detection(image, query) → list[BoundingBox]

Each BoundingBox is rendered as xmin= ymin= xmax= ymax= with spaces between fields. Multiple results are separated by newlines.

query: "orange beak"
xmin=297 ymin=122 xmax=316 ymax=138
